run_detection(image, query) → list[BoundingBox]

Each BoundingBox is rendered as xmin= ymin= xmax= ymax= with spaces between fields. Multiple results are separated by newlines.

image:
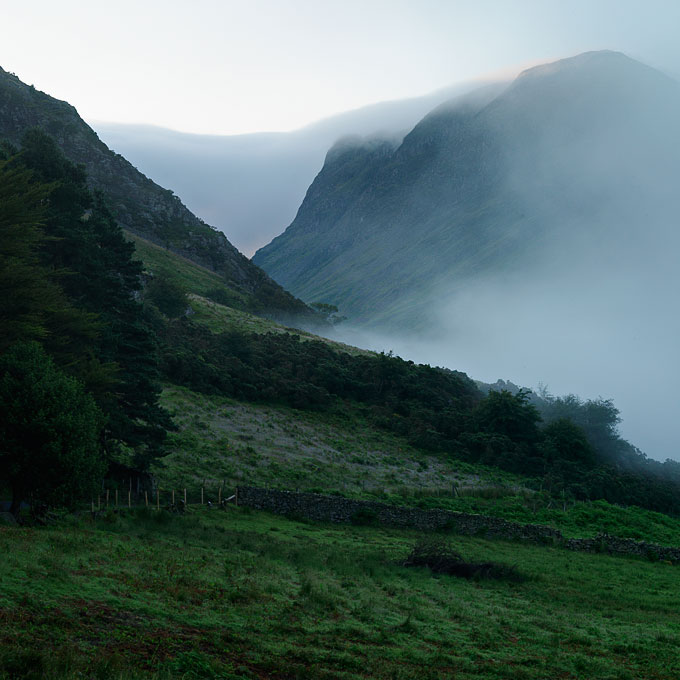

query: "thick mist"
xmin=331 ymin=55 xmax=680 ymax=463
xmin=93 ymin=81 xmax=490 ymax=256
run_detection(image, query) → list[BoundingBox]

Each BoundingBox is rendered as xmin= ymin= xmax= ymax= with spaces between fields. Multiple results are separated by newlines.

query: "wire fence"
xmin=92 ymin=480 xmax=238 ymax=514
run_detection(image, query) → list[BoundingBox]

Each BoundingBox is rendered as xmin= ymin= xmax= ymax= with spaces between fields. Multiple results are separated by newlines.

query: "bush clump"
xmin=403 ymin=539 xmax=524 ymax=581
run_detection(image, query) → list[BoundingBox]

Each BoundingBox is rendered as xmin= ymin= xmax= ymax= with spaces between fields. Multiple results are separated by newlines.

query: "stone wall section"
xmin=236 ymin=486 xmax=680 ymax=563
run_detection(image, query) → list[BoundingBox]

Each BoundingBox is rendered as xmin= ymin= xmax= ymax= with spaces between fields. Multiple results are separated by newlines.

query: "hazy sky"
xmin=4 ymin=0 xmax=680 ymax=135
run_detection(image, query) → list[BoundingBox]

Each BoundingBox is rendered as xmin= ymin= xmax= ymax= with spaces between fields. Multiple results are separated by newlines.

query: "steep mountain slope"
xmin=253 ymin=51 xmax=680 ymax=328
xmin=94 ymin=80 xmax=502 ymax=256
xmin=0 ymin=66 xmax=314 ymax=321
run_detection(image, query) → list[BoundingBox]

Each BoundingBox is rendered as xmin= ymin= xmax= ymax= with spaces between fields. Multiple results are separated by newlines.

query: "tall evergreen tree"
xmin=0 ymin=159 xmax=100 ymax=366
xmin=4 ymin=131 xmax=172 ymax=469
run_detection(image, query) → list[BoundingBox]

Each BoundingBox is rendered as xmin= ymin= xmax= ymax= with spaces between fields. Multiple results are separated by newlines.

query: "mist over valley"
xmin=255 ymin=51 xmax=680 ymax=462
xmin=93 ymin=80 xmax=491 ymax=257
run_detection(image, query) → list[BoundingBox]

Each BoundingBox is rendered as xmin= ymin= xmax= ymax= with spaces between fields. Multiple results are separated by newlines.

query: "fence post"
xmin=156 ymin=487 xmax=160 ymax=511
xmin=128 ymin=490 xmax=131 ymax=508
xmin=115 ymin=489 xmax=118 ymax=507
xmin=172 ymin=489 xmax=175 ymax=505
xmin=184 ymin=488 xmax=187 ymax=506
xmin=145 ymin=491 xmax=148 ymax=507
xmin=106 ymin=489 xmax=109 ymax=508
xmin=201 ymin=487 xmax=204 ymax=505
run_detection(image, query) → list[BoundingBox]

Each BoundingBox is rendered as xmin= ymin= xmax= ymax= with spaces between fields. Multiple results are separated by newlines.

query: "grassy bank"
xmin=2 ymin=508 xmax=679 ymax=679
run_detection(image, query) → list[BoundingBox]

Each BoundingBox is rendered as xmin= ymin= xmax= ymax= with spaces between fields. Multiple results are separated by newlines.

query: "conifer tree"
xmin=4 ymin=131 xmax=172 ymax=469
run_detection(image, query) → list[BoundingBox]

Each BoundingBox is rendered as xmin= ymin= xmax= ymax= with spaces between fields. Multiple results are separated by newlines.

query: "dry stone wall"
xmin=236 ymin=486 xmax=680 ymax=563
xmin=565 ymin=536 xmax=680 ymax=562
xmin=237 ymin=486 xmax=561 ymax=542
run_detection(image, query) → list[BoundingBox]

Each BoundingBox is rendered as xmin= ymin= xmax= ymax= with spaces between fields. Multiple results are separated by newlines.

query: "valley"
xmin=1 ymin=46 xmax=680 ymax=680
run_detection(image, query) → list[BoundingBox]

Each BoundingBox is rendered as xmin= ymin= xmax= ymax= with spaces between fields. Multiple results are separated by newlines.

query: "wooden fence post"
xmin=201 ymin=487 xmax=204 ymax=505
xmin=156 ymin=487 xmax=160 ymax=511
xmin=184 ymin=488 xmax=187 ymax=505
xmin=128 ymin=490 xmax=131 ymax=508
xmin=145 ymin=491 xmax=148 ymax=507
xmin=106 ymin=489 xmax=109 ymax=508
xmin=172 ymin=489 xmax=175 ymax=505
xmin=115 ymin=489 xmax=118 ymax=507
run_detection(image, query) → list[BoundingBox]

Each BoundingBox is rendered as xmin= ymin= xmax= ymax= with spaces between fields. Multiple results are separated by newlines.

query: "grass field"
xmin=2 ymin=507 xmax=679 ymax=679
xmin=187 ymin=295 xmax=372 ymax=357
xmin=125 ymin=232 xmax=250 ymax=309
xmin=157 ymin=384 xmax=520 ymax=499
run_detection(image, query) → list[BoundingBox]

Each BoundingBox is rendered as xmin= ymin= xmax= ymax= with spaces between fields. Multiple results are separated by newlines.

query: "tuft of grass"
xmin=404 ymin=538 xmax=525 ymax=581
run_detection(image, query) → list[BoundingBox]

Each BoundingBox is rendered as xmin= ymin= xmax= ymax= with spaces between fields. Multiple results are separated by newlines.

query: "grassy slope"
xmin=127 ymin=232 xmax=223 ymax=291
xmin=157 ymin=384 xmax=516 ymax=498
xmin=128 ymin=230 xmax=366 ymax=355
xmin=156 ymin=387 xmax=680 ymax=546
xmin=129 ymin=237 xmax=680 ymax=546
xmin=188 ymin=295 xmax=371 ymax=356
xmin=2 ymin=509 xmax=680 ymax=680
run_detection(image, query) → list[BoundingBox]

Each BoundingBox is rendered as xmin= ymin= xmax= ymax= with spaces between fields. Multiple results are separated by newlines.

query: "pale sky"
xmin=3 ymin=0 xmax=680 ymax=135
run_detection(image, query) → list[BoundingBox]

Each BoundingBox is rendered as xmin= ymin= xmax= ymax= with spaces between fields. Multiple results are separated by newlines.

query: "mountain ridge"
xmin=0 ymin=66 xmax=315 ymax=322
xmin=93 ymin=79 xmax=506 ymax=255
xmin=252 ymin=50 xmax=680 ymax=327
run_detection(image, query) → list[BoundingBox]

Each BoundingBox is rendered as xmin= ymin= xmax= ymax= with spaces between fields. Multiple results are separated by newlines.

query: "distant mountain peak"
xmin=507 ymin=49 xmax=676 ymax=96
xmin=517 ymin=50 xmax=631 ymax=79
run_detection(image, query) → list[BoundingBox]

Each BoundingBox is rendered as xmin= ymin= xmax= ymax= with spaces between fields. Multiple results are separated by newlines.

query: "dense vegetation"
xmin=160 ymin=318 xmax=680 ymax=515
xmin=0 ymin=131 xmax=171 ymax=510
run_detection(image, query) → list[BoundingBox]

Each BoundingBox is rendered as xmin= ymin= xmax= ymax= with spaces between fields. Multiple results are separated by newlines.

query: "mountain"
xmin=0 ymin=66 xmax=314 ymax=321
xmin=253 ymin=51 xmax=680 ymax=328
xmin=93 ymin=80 xmax=502 ymax=256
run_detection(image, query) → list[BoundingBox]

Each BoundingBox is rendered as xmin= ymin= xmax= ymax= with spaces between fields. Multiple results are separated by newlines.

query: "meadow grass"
xmin=2 ymin=507 xmax=679 ymax=679
xmin=126 ymin=232 xmax=245 ymax=301
xmin=156 ymin=384 xmax=680 ymax=546
xmin=156 ymin=384 xmax=520 ymax=501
